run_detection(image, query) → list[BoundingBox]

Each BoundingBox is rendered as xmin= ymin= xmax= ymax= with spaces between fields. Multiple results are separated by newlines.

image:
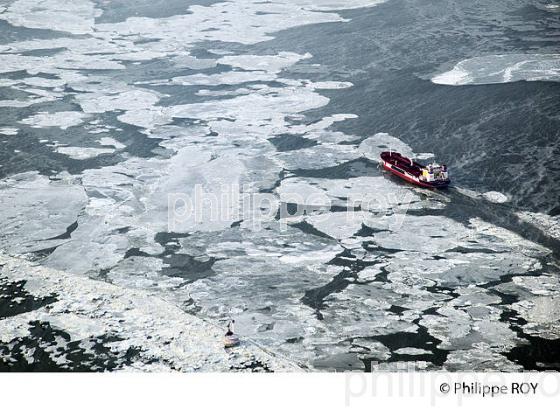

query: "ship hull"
xmin=381 ymin=160 xmax=450 ymax=189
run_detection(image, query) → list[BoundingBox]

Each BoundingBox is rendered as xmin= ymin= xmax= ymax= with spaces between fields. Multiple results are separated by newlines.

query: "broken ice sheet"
xmin=449 ymin=286 xmax=502 ymax=307
xmin=0 ymin=173 xmax=86 ymax=255
xmin=420 ymin=306 xmax=521 ymax=352
xmin=319 ymin=282 xmax=421 ymax=338
xmin=351 ymin=339 xmax=391 ymax=360
xmin=512 ymin=296 xmax=560 ymax=340
xmin=106 ymin=256 xmax=173 ymax=291
xmin=0 ymin=0 xmax=557 ymax=373
xmin=0 ymin=254 xmax=297 ymax=371
xmin=495 ymin=275 xmax=560 ymax=339
xmin=181 ymin=223 xmax=344 ymax=360
xmin=444 ymin=346 xmax=522 ymax=371
xmin=384 ymin=250 xmax=540 ymax=288
xmin=42 ymin=139 xmax=283 ymax=275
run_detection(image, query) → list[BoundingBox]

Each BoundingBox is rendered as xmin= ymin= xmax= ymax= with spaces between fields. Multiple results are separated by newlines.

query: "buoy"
xmin=224 ymin=320 xmax=240 ymax=348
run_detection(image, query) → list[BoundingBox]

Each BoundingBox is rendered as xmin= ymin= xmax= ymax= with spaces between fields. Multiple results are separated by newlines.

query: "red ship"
xmin=380 ymin=151 xmax=450 ymax=188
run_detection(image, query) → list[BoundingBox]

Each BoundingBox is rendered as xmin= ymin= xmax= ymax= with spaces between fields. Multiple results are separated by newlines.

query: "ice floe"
xmin=0 ymin=127 xmax=19 ymax=136
xmin=0 ymin=0 xmax=102 ymax=35
xmin=513 ymin=296 xmax=560 ymax=340
xmin=444 ymin=348 xmax=522 ymax=371
xmin=432 ymin=54 xmax=560 ymax=85
xmin=291 ymin=0 xmax=387 ymax=11
xmin=55 ymin=146 xmax=116 ymax=160
xmin=19 ymin=111 xmax=89 ymax=130
xmin=219 ymin=52 xmax=312 ymax=73
xmin=420 ymin=306 xmax=521 ymax=351
xmin=393 ymin=347 xmax=431 ymax=355
xmin=543 ymin=3 xmax=560 ymax=13
xmin=171 ymin=71 xmax=276 ymax=86
xmin=76 ymin=89 xmax=161 ymax=114
xmin=359 ymin=132 xmax=416 ymax=160
xmin=0 ymin=86 xmax=61 ymax=108
xmin=482 ymin=191 xmax=509 ymax=203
